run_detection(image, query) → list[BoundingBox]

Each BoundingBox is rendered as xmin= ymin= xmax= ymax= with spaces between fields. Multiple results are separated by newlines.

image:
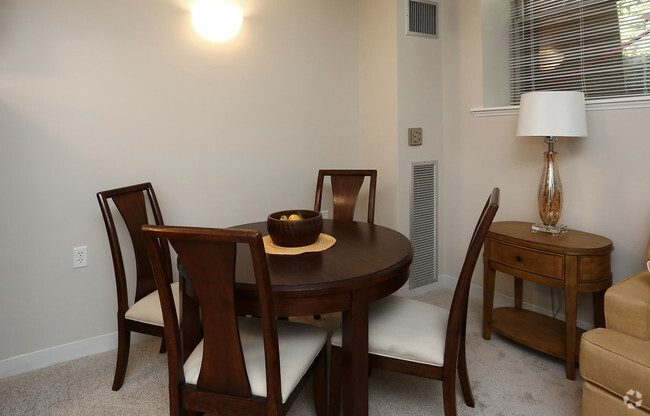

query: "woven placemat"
xmin=263 ymin=233 xmax=336 ymax=255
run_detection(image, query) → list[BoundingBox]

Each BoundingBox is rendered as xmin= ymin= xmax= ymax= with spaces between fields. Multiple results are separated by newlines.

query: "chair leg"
xmin=458 ymin=314 xmax=475 ymax=407
xmin=312 ymin=349 xmax=327 ymax=416
xmin=159 ymin=336 xmax=167 ymax=353
xmin=458 ymin=342 xmax=475 ymax=407
xmin=112 ymin=327 xmax=131 ymax=391
xmin=442 ymin=375 xmax=457 ymax=416
xmin=170 ymin=385 xmax=182 ymax=416
xmin=328 ymin=346 xmax=342 ymax=416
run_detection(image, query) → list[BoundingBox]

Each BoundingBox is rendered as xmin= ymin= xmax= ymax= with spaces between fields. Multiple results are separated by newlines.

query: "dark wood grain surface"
xmin=180 ymin=219 xmax=413 ymax=415
xmin=230 ymin=220 xmax=413 ymax=316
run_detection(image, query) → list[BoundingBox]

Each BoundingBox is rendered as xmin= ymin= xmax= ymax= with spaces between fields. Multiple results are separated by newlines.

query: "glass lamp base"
xmin=532 ymin=223 xmax=567 ymax=236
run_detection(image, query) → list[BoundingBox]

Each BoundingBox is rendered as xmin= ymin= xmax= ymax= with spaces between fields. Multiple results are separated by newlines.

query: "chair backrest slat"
xmin=172 ymin=238 xmax=252 ymax=395
xmin=97 ymin=182 xmax=172 ymax=307
xmin=314 ymin=169 xmax=377 ymax=224
xmin=112 ymin=191 xmax=158 ymax=300
xmin=143 ymin=226 xmax=282 ymax=408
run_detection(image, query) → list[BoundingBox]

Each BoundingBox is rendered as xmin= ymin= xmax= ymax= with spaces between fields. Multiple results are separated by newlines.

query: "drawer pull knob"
xmin=516 ymin=255 xmax=523 ymax=262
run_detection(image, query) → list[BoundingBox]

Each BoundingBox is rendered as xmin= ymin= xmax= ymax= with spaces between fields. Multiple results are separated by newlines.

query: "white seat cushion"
xmin=125 ymin=282 xmax=180 ymax=326
xmin=183 ymin=317 xmax=327 ymax=403
xmin=331 ymin=295 xmax=448 ymax=366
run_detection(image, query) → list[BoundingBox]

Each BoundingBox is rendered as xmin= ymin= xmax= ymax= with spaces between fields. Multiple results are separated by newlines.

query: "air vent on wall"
xmin=409 ymin=161 xmax=438 ymax=289
xmin=406 ymin=0 xmax=438 ymax=39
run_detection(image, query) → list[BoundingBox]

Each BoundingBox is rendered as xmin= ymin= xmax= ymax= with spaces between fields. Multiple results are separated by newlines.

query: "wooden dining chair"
xmin=328 ymin=187 xmax=500 ymax=416
xmin=312 ymin=169 xmax=378 ymax=319
xmin=142 ymin=225 xmax=328 ymax=416
xmin=314 ymin=169 xmax=377 ymax=224
xmin=97 ymin=182 xmax=179 ymax=391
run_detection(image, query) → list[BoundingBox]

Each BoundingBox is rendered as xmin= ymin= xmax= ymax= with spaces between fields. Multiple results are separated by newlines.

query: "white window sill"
xmin=470 ymin=96 xmax=650 ymax=117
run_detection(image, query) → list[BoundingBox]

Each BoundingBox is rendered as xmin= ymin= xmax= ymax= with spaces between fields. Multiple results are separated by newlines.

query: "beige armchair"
xmin=580 ymin=237 xmax=650 ymax=415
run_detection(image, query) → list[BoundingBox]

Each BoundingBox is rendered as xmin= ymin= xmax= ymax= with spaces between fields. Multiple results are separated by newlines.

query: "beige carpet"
xmin=0 ymin=287 xmax=583 ymax=415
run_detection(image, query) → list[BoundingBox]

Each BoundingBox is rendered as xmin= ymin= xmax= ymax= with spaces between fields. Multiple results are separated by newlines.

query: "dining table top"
xmin=228 ymin=219 xmax=414 ymax=316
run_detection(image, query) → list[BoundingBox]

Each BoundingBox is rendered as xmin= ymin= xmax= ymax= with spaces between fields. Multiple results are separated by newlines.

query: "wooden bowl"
xmin=267 ymin=210 xmax=323 ymax=247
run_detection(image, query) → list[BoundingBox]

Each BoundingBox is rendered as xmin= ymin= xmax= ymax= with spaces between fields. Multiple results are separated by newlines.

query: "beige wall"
xmin=396 ymin=0 xmax=444 ymax=236
xmin=480 ymin=0 xmax=510 ymax=107
xmin=358 ymin=0 xmax=399 ymax=228
xmin=1 ymin=0 xmax=649 ymax=370
xmin=358 ymin=0 xmax=444 ymax=238
xmin=442 ymin=0 xmax=650 ymax=324
xmin=0 ymin=0 xmax=360 ymax=361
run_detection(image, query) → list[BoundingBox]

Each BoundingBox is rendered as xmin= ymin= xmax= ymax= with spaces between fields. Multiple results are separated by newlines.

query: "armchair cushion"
xmin=183 ymin=317 xmax=327 ymax=403
xmin=581 ymin=328 xmax=650 ymax=412
xmin=125 ymin=282 xmax=180 ymax=326
xmin=605 ymin=271 xmax=650 ymax=341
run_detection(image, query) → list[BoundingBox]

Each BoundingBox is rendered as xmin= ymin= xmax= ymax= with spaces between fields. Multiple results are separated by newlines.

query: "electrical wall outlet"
xmin=408 ymin=128 xmax=423 ymax=146
xmin=321 ymin=210 xmax=329 ymax=219
xmin=73 ymin=246 xmax=87 ymax=268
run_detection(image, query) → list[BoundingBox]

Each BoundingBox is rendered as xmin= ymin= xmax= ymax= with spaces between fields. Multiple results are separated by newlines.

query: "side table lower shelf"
xmin=490 ymin=307 xmax=583 ymax=361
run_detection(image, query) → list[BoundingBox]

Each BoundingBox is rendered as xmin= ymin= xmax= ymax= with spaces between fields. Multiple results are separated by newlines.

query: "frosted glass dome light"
xmin=192 ymin=1 xmax=243 ymax=42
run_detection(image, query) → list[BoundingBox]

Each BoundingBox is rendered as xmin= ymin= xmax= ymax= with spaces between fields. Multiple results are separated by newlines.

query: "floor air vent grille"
xmin=410 ymin=161 xmax=438 ymax=289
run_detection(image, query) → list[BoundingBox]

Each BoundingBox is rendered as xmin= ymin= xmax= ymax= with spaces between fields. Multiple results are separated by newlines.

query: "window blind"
xmin=509 ymin=0 xmax=650 ymax=104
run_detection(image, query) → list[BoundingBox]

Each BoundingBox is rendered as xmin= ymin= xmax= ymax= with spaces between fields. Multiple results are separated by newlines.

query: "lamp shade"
xmin=516 ymin=91 xmax=588 ymax=138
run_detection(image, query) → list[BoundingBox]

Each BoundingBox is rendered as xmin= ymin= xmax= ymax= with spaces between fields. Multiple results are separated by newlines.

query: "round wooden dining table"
xmin=230 ymin=219 xmax=413 ymax=415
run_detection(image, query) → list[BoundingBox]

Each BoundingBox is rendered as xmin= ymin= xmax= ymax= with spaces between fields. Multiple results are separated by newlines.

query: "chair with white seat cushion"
xmin=97 ymin=182 xmax=179 ymax=391
xmin=329 ymin=188 xmax=500 ymax=416
xmin=142 ymin=225 xmax=328 ymax=416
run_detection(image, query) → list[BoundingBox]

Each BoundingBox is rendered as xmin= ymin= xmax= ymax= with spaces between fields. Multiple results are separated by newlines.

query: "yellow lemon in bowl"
xmin=288 ymin=214 xmax=301 ymax=221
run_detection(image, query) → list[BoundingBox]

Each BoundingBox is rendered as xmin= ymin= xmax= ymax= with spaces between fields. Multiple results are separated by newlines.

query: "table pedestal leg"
xmin=341 ymin=290 xmax=369 ymax=416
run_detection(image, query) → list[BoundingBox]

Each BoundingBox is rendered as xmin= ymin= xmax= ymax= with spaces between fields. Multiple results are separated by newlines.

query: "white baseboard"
xmin=0 ymin=332 xmax=152 ymax=379
xmin=404 ymin=274 xmax=595 ymax=331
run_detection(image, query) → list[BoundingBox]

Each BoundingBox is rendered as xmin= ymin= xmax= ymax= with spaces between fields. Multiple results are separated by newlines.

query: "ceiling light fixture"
xmin=192 ymin=1 xmax=243 ymax=42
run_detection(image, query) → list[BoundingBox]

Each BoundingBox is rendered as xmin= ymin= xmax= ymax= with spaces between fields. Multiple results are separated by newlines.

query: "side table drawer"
xmin=489 ymin=240 xmax=564 ymax=279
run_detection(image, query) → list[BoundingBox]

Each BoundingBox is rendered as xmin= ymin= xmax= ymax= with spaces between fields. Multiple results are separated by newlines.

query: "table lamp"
xmin=516 ymin=91 xmax=588 ymax=235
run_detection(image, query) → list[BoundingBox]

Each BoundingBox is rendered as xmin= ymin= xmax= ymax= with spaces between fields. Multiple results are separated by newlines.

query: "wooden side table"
xmin=482 ymin=221 xmax=613 ymax=380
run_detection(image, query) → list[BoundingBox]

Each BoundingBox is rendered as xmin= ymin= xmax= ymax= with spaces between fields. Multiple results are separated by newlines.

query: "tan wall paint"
xmin=359 ymin=0 xmax=399 ymax=228
xmin=442 ymin=0 xmax=650 ymax=325
xmin=396 ymin=0 xmax=444 ymax=239
xmin=0 ymin=0 xmax=360 ymax=360
xmin=1 ymin=0 xmax=648 ymax=367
